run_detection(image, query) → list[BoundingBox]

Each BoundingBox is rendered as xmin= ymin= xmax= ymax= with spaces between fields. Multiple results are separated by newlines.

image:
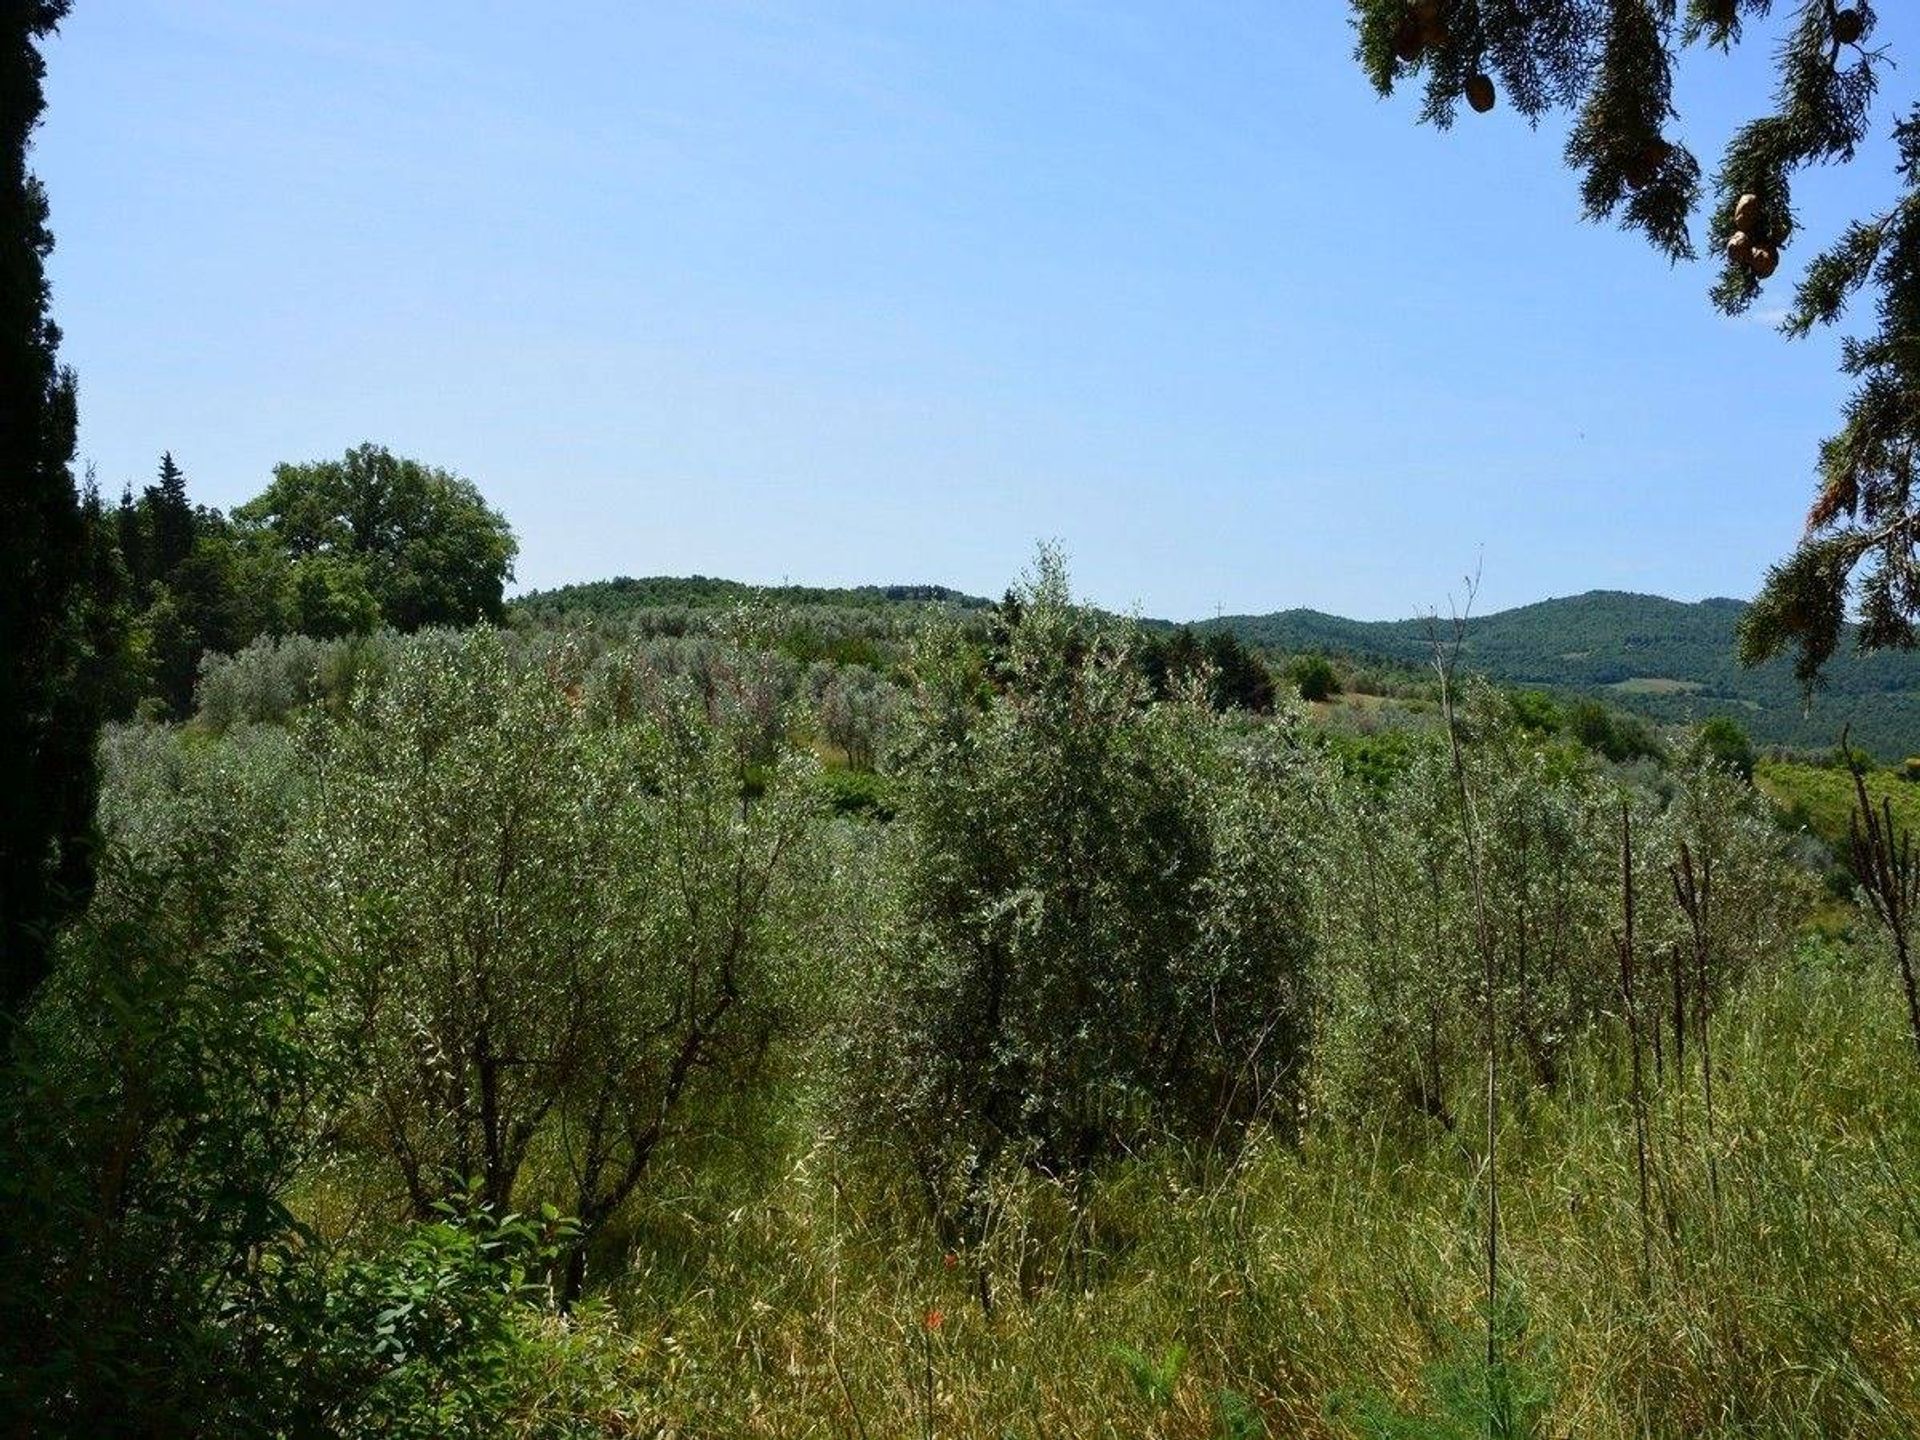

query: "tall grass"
xmin=430 ymin=938 xmax=1920 ymax=1437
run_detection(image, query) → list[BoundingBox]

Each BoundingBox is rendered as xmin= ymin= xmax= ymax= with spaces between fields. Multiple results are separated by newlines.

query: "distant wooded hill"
xmin=513 ymin=579 xmax=1920 ymax=758
xmin=512 ymin=575 xmax=993 ymax=621
xmin=1203 ymin=590 xmax=1920 ymax=758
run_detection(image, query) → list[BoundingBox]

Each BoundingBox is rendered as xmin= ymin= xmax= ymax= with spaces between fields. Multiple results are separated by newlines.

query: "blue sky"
xmin=34 ymin=1 xmax=1902 ymax=620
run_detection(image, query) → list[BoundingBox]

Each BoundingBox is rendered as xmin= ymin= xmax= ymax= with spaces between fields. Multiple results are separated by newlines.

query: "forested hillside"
xmin=513 ymin=574 xmax=994 ymax=621
xmin=1211 ymin=591 xmax=1920 ymax=758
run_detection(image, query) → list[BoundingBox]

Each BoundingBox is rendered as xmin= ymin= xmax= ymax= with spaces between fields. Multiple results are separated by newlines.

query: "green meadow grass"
xmin=1756 ymin=760 xmax=1920 ymax=856
xmin=443 ymin=939 xmax=1920 ymax=1438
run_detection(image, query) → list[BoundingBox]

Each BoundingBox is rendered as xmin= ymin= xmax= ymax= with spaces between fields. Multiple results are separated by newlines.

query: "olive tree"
xmin=845 ymin=554 xmax=1316 ymax=1239
xmin=285 ymin=630 xmax=818 ymax=1297
xmin=1311 ymin=687 xmax=1803 ymax=1126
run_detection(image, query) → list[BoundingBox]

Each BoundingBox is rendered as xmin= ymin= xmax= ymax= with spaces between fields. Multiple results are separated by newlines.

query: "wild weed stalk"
xmin=1615 ymin=802 xmax=1653 ymax=1290
xmin=1846 ymin=737 xmax=1920 ymax=1068
xmin=1427 ymin=576 xmax=1502 ymax=1422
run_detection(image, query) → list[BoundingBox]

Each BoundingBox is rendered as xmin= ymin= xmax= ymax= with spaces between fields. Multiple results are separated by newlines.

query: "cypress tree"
xmin=1351 ymin=1 xmax=1904 ymax=682
xmin=0 ymin=1 xmax=87 ymax=1020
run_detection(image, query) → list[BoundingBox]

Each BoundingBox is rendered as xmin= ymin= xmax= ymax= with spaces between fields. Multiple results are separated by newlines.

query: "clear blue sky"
xmin=33 ymin=1 xmax=1902 ymax=620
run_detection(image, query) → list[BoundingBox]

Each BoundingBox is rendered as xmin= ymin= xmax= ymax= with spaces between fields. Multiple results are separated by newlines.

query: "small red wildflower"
xmin=923 ymin=1307 xmax=945 ymax=1332
xmin=942 ymin=1251 xmax=958 ymax=1270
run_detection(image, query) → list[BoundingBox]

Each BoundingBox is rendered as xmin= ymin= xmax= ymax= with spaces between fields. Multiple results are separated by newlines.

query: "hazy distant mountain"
xmin=1206 ymin=590 xmax=1920 ymax=757
xmin=513 ymin=579 xmax=1920 ymax=757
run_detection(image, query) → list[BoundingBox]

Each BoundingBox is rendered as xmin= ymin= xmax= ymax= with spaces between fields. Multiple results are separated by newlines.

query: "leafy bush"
xmin=1695 ymin=715 xmax=1757 ymax=781
xmin=1566 ymin=698 xmax=1661 ymax=763
xmin=1506 ymin=689 xmax=1561 ymax=735
xmin=0 ymin=730 xmax=337 ymax=1432
xmin=844 ymin=554 xmax=1316 ymax=1236
xmin=1289 ymin=653 xmax=1342 ymax=703
xmin=818 ymin=763 xmax=897 ymax=819
xmin=266 ymin=1197 xmax=585 ymax=1440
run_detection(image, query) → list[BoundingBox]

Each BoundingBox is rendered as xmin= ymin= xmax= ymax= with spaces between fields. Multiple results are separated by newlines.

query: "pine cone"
xmin=1465 ymin=74 xmax=1496 ymax=114
xmin=1393 ymin=13 xmax=1424 ymax=62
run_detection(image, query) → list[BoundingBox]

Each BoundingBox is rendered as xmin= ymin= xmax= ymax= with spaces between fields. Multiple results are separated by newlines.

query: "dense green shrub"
xmin=1507 ymin=688 xmax=1562 ymax=735
xmin=818 ymin=763 xmax=897 ymax=819
xmin=0 ymin=727 xmax=336 ymax=1433
xmin=1566 ymin=697 xmax=1660 ymax=764
xmin=263 ymin=1197 xmax=587 ymax=1440
xmin=1695 ymin=714 xmax=1758 ymax=781
xmin=844 ymin=556 xmax=1316 ymax=1236
xmin=1289 ymin=653 xmax=1342 ymax=703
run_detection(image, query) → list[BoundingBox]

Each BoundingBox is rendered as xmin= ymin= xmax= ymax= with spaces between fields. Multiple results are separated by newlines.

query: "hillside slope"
xmin=513 ymin=579 xmax=1920 ymax=757
xmin=1210 ymin=590 xmax=1920 ymax=756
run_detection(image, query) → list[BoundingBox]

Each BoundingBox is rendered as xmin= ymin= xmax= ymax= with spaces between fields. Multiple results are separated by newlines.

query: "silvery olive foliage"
xmin=807 ymin=660 xmax=902 ymax=772
xmin=193 ymin=630 xmax=400 ymax=731
xmin=844 ymin=554 xmax=1318 ymax=1234
xmin=280 ymin=629 xmax=820 ymax=1294
xmin=1309 ymin=683 xmax=1806 ymax=1126
xmin=12 ymin=533 xmax=1852 ymax=1433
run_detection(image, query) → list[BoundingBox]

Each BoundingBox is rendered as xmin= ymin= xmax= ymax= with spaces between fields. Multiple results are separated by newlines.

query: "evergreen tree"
xmin=115 ymin=481 xmax=148 ymax=595
xmin=1350 ymin=1 xmax=1905 ymax=681
xmin=1204 ymin=628 xmax=1277 ymax=711
xmin=0 ymin=1 xmax=87 ymax=1020
xmin=144 ymin=450 xmax=194 ymax=580
xmin=74 ymin=474 xmax=148 ymax=721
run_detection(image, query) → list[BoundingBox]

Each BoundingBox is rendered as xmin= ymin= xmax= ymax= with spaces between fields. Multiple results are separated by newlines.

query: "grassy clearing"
xmin=1756 ymin=760 xmax=1920 ymax=855
xmin=1608 ymin=677 xmax=1704 ymax=696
